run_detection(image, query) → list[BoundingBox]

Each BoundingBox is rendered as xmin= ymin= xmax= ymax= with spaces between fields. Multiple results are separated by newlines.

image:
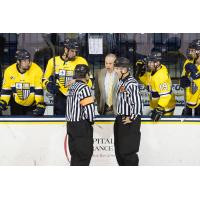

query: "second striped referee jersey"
xmin=116 ymin=74 xmax=143 ymax=119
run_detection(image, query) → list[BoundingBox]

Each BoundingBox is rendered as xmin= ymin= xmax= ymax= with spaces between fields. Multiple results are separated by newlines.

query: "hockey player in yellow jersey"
xmin=137 ymin=52 xmax=176 ymax=121
xmin=43 ymin=39 xmax=92 ymax=115
xmin=180 ymin=39 xmax=200 ymax=116
xmin=0 ymin=49 xmax=46 ymax=116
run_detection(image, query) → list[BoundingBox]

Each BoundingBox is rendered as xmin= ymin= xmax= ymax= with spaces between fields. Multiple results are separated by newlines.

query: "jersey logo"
xmin=59 ymin=69 xmax=74 ymax=87
xmin=59 ymin=70 xmax=66 ymax=76
xmin=15 ymin=82 xmax=30 ymax=100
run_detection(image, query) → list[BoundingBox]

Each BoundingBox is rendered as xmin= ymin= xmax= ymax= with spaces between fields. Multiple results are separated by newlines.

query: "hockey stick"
xmin=42 ymin=33 xmax=56 ymax=74
xmin=41 ymin=33 xmax=57 ymax=114
xmin=42 ymin=34 xmax=71 ymax=164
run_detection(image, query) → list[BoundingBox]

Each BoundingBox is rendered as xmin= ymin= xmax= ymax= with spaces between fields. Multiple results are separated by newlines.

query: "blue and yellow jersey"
xmin=181 ymin=59 xmax=200 ymax=108
xmin=185 ymin=63 xmax=200 ymax=108
xmin=1 ymin=62 xmax=44 ymax=106
xmin=43 ymin=56 xmax=92 ymax=95
xmin=139 ymin=64 xmax=176 ymax=114
xmin=181 ymin=59 xmax=194 ymax=77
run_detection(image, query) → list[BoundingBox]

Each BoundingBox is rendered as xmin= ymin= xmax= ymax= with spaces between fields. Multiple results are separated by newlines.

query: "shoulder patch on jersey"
xmin=80 ymin=96 xmax=94 ymax=106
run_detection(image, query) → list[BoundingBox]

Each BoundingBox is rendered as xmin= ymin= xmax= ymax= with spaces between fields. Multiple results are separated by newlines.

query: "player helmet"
xmin=63 ymin=39 xmax=79 ymax=51
xmin=147 ymin=51 xmax=162 ymax=62
xmin=188 ymin=39 xmax=200 ymax=50
xmin=15 ymin=49 xmax=31 ymax=61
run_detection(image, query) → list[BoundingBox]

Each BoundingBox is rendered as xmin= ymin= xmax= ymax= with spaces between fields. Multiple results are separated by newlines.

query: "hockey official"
xmin=66 ymin=64 xmax=95 ymax=166
xmin=114 ymin=57 xmax=143 ymax=166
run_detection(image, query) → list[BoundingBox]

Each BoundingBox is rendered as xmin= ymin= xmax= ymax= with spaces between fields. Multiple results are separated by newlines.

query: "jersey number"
xmin=159 ymin=83 xmax=168 ymax=91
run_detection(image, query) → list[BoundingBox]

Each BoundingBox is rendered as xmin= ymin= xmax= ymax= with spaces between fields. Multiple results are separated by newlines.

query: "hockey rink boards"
xmin=0 ymin=117 xmax=200 ymax=166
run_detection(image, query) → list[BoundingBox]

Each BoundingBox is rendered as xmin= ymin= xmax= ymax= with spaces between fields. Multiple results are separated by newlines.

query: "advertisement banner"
xmin=0 ymin=118 xmax=200 ymax=166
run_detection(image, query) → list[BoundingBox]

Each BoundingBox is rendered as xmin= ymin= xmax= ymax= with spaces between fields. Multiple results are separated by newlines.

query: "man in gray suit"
xmin=95 ymin=54 xmax=118 ymax=115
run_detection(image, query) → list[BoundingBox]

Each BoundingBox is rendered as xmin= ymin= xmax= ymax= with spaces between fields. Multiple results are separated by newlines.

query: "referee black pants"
xmin=114 ymin=115 xmax=141 ymax=166
xmin=67 ymin=120 xmax=93 ymax=166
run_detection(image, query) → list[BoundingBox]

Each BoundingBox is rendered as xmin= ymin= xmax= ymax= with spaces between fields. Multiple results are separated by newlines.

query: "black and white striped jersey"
xmin=66 ymin=80 xmax=95 ymax=122
xmin=116 ymin=74 xmax=143 ymax=119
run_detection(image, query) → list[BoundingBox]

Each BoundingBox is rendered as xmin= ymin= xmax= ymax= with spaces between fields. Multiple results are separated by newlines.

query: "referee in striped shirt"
xmin=66 ymin=64 xmax=95 ymax=166
xmin=114 ymin=57 xmax=143 ymax=166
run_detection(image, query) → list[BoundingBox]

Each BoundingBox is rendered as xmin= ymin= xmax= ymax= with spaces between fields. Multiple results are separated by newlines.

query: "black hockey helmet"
xmin=73 ymin=64 xmax=89 ymax=79
xmin=63 ymin=39 xmax=79 ymax=51
xmin=147 ymin=51 xmax=162 ymax=62
xmin=114 ymin=57 xmax=131 ymax=70
xmin=15 ymin=49 xmax=31 ymax=61
xmin=188 ymin=39 xmax=200 ymax=50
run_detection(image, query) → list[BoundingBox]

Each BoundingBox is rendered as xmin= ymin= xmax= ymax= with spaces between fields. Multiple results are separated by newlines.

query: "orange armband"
xmin=80 ymin=96 xmax=94 ymax=106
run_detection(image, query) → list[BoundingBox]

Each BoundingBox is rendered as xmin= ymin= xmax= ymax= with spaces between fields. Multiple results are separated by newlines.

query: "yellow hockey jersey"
xmin=181 ymin=59 xmax=194 ymax=77
xmin=139 ymin=64 xmax=176 ymax=114
xmin=1 ymin=62 xmax=44 ymax=106
xmin=181 ymin=59 xmax=200 ymax=108
xmin=43 ymin=56 xmax=92 ymax=95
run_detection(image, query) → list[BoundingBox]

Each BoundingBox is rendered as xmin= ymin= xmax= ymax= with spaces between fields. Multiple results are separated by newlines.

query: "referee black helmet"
xmin=73 ymin=64 xmax=89 ymax=79
xmin=114 ymin=57 xmax=131 ymax=70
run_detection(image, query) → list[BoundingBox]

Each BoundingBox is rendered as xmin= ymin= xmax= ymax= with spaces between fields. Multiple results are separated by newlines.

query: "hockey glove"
xmin=33 ymin=102 xmax=46 ymax=116
xmin=150 ymin=107 xmax=164 ymax=122
xmin=136 ymin=60 xmax=147 ymax=77
xmin=0 ymin=100 xmax=8 ymax=111
xmin=46 ymin=75 xmax=60 ymax=94
xmin=180 ymin=76 xmax=190 ymax=88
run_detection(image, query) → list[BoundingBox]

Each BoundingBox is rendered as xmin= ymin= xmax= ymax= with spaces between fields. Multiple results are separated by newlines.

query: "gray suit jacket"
xmin=95 ymin=68 xmax=119 ymax=115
